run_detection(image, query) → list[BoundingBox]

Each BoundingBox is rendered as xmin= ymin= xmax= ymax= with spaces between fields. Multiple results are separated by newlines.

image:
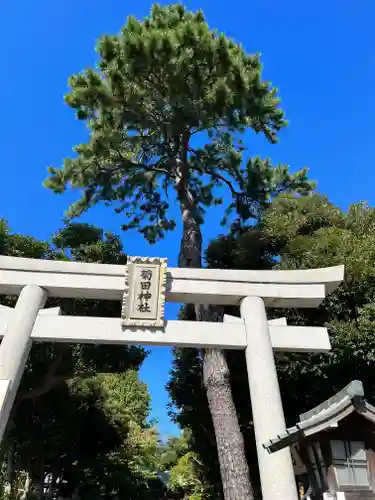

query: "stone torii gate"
xmin=0 ymin=255 xmax=344 ymax=500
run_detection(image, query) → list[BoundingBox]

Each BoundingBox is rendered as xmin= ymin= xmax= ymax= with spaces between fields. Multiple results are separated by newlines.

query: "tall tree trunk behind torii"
xmin=177 ymin=198 xmax=254 ymax=500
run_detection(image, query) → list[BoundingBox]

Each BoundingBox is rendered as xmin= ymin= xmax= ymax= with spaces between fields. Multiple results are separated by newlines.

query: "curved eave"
xmin=264 ymin=396 xmax=355 ymax=454
xmin=359 ymin=401 xmax=375 ymax=425
xmin=264 ymin=381 xmax=375 ymax=455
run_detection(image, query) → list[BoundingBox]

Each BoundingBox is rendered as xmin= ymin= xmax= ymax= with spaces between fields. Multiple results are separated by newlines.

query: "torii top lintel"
xmin=0 ymin=256 xmax=344 ymax=308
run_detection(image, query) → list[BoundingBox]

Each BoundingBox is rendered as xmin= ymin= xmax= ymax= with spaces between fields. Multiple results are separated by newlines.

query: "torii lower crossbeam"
xmin=0 ymin=311 xmax=331 ymax=351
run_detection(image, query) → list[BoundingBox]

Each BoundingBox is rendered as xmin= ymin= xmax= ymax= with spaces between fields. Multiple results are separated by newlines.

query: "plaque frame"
xmin=121 ymin=256 xmax=168 ymax=328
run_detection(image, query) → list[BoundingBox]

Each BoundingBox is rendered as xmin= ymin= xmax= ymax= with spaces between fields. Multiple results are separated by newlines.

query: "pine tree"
xmin=45 ymin=5 xmax=312 ymax=498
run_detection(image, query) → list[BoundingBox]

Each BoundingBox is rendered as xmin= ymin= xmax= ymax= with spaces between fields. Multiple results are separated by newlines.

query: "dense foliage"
xmin=264 ymin=195 xmax=375 ymax=420
xmin=168 ymin=195 xmax=375 ymax=497
xmin=0 ymin=220 xmax=167 ymax=500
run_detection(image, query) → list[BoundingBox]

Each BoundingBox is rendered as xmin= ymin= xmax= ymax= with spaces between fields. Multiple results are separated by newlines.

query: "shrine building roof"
xmin=263 ymin=380 xmax=375 ymax=454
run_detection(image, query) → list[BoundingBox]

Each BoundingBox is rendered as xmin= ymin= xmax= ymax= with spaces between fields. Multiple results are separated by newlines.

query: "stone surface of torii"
xmin=0 ymin=309 xmax=330 ymax=351
xmin=0 ymin=255 xmax=344 ymax=500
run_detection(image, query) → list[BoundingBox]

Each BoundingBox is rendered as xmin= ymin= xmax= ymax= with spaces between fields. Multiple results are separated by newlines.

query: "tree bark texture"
xmin=177 ymin=187 xmax=254 ymax=500
xmin=203 ymin=347 xmax=255 ymax=500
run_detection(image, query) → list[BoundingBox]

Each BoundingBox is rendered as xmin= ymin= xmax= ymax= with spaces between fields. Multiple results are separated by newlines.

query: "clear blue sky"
xmin=1 ymin=0 xmax=374 ymax=439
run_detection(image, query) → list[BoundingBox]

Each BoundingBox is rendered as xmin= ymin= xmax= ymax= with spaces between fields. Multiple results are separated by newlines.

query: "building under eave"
xmin=263 ymin=381 xmax=375 ymax=500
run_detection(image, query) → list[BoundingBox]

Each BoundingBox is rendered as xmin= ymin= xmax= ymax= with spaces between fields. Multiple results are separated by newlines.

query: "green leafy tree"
xmin=44 ymin=5 xmax=313 ymax=498
xmin=168 ymin=452 xmax=204 ymax=499
xmin=169 ymin=194 xmax=375 ymax=496
xmin=159 ymin=430 xmax=190 ymax=471
xmin=159 ymin=430 xmax=208 ymax=500
xmin=261 ymin=195 xmax=375 ymax=421
xmin=0 ymin=220 xmax=162 ymax=499
xmin=0 ymin=221 xmax=145 ymax=416
xmin=58 ymin=371 xmax=165 ymax=500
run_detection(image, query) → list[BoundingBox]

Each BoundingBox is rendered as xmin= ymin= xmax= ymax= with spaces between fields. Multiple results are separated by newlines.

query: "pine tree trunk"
xmin=177 ymin=194 xmax=254 ymax=500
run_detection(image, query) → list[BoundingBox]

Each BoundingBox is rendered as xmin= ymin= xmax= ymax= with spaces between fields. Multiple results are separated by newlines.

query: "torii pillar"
xmin=241 ymin=297 xmax=297 ymax=500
